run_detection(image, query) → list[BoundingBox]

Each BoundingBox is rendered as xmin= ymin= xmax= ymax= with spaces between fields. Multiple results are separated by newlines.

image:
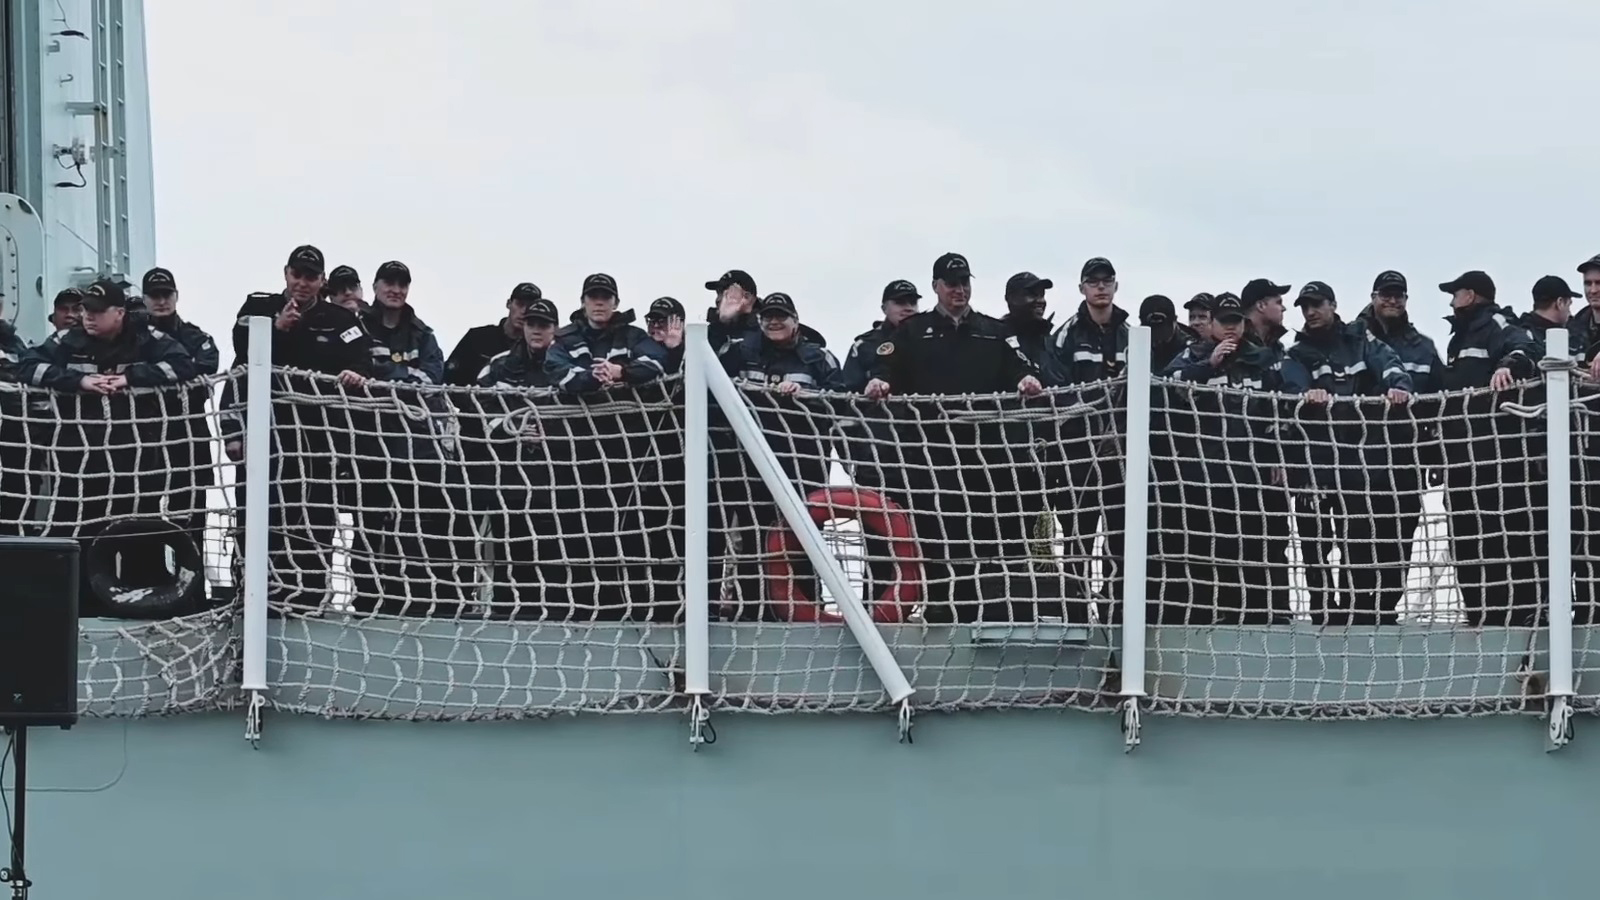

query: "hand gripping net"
xmin=28 ymin=362 xmax=1600 ymax=721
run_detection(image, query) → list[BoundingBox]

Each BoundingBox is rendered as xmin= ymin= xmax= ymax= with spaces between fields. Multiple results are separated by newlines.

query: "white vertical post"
xmin=1544 ymin=329 xmax=1574 ymax=750
xmin=1118 ymin=326 xmax=1151 ymax=750
xmin=241 ymin=316 xmax=273 ymax=695
xmin=683 ymin=324 xmax=711 ymax=701
xmin=691 ymin=335 xmax=915 ymax=710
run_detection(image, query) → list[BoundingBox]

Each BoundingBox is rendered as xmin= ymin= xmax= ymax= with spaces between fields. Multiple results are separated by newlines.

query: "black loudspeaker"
xmin=0 ymin=537 xmax=81 ymax=729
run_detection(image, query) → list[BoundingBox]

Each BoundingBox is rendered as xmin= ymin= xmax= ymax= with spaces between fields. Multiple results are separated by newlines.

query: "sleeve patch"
xmin=876 ymin=342 xmax=894 ymax=355
xmin=339 ymin=327 xmax=362 ymax=344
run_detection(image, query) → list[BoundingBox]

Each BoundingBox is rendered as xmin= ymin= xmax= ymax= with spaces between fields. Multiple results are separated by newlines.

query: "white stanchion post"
xmin=1545 ymin=329 xmax=1575 ymax=751
xmin=693 ymin=338 xmax=917 ymax=735
xmin=1118 ymin=326 xmax=1151 ymax=752
xmin=241 ymin=315 xmax=273 ymax=747
xmin=683 ymin=324 xmax=713 ymax=748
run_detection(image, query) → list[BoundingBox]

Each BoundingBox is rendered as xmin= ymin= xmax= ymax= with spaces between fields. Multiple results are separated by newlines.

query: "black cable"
xmin=0 ymin=731 xmax=13 ymax=871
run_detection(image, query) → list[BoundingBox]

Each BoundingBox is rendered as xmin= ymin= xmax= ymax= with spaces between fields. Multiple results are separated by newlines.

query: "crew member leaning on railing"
xmin=1438 ymin=270 xmax=1542 ymax=628
xmin=1160 ymin=291 xmax=1309 ymax=626
xmin=714 ymin=291 xmax=841 ymax=620
xmin=1040 ymin=257 xmax=1131 ymax=624
xmin=545 ymin=273 xmax=672 ymax=621
xmin=1286 ymin=281 xmax=1413 ymax=626
xmin=221 ymin=243 xmax=372 ymax=613
xmin=345 ymin=260 xmax=470 ymax=618
xmin=465 ymin=296 xmax=576 ymax=619
xmin=865 ymin=251 xmax=1044 ymax=625
xmin=1567 ymin=254 xmax=1600 ymax=625
xmin=18 ymin=279 xmax=198 ymax=615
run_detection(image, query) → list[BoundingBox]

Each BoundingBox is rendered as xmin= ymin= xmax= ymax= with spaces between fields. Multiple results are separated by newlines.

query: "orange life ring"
xmin=764 ymin=487 xmax=921 ymax=623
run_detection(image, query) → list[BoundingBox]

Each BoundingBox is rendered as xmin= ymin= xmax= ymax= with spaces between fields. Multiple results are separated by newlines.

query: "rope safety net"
xmin=20 ymin=356 xmax=1600 ymax=720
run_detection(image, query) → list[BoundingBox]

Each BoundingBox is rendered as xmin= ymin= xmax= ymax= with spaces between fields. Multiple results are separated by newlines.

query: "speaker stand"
xmin=1 ymin=726 xmax=29 ymax=900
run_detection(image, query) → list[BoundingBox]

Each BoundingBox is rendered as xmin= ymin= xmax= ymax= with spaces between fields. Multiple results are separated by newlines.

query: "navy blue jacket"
xmin=1159 ymin=335 xmax=1308 ymax=483
xmin=362 ymin=305 xmax=445 ymax=385
xmin=1287 ymin=318 xmax=1413 ymax=488
xmin=871 ymin=308 xmax=1036 ymax=395
xmin=1442 ymin=302 xmax=1542 ymax=450
xmin=1042 ymin=304 xmax=1130 ymax=386
xmin=719 ymin=333 xmax=842 ymax=392
xmin=18 ymin=323 xmax=197 ymax=450
xmin=1000 ymin=311 xmax=1055 ymax=369
xmin=840 ymin=321 xmax=893 ymax=393
xmin=545 ymin=309 xmax=668 ymax=395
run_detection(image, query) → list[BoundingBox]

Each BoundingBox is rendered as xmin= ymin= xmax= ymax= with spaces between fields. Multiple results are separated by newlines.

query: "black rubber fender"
xmin=85 ymin=517 xmax=207 ymax=619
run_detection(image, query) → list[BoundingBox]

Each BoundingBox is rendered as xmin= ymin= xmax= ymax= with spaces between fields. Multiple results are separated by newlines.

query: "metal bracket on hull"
xmin=688 ymin=695 xmax=714 ymax=751
xmin=244 ymin=689 xmax=266 ymax=749
xmin=897 ymin=698 xmax=913 ymax=744
xmin=1546 ymin=697 xmax=1573 ymax=753
xmin=1120 ymin=697 xmax=1141 ymax=753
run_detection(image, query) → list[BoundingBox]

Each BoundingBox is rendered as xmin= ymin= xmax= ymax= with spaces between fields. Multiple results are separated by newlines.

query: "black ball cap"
xmin=1080 ymin=257 xmax=1116 ymax=281
xmin=286 ymin=244 xmax=325 ymax=276
xmin=582 ymin=273 xmax=619 ymax=297
xmin=523 ymin=297 xmax=560 ymax=324
xmin=1372 ymin=270 xmax=1407 ymax=294
xmin=53 ymin=288 xmax=82 ymax=306
xmin=759 ymin=292 xmax=798 ymax=316
xmin=1438 ymin=270 xmax=1496 ymax=301
xmin=141 ymin=266 xmax=177 ymax=295
xmin=647 ymin=296 xmax=685 ymax=320
xmin=327 ymin=264 xmax=360 ymax=283
xmin=882 ymin=279 xmax=921 ymax=304
xmin=932 ymin=252 xmax=972 ymax=281
xmin=1533 ymin=275 xmax=1581 ymax=304
xmin=1005 ymin=271 xmax=1054 ymax=299
xmin=1212 ymin=292 xmax=1247 ymax=322
xmin=1241 ymin=278 xmax=1291 ymax=307
xmin=374 ymin=260 xmax=412 ymax=285
xmin=705 ymin=269 xmax=757 ymax=295
xmin=1295 ymin=281 xmax=1336 ymax=306
xmin=509 ymin=282 xmax=543 ymax=304
xmin=1184 ymin=292 xmax=1215 ymax=311
xmin=79 ymin=279 xmax=127 ymax=312
xmin=1577 ymin=255 xmax=1600 ymax=276
xmin=1139 ymin=294 xmax=1176 ymax=324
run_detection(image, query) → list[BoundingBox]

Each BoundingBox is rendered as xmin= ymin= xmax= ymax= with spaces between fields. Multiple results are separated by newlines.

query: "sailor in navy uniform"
xmin=1162 ymin=292 xmax=1309 ymax=624
xmin=323 ymin=265 xmax=365 ymax=314
xmin=134 ymin=266 xmax=220 ymax=595
xmin=839 ymin=280 xmax=921 ymax=533
xmin=1438 ymin=270 xmax=1543 ymax=626
xmin=642 ymin=296 xmax=687 ymax=375
xmin=348 ymin=260 xmax=466 ymax=616
xmin=1285 ymin=281 xmax=1414 ymax=625
xmin=1565 ymin=257 xmax=1600 ymax=624
xmin=222 ymin=244 xmax=372 ymax=612
xmin=711 ymin=292 xmax=841 ymax=619
xmin=18 ymin=279 xmax=198 ymax=615
xmin=1353 ymin=270 xmax=1446 ymax=622
xmin=467 ymin=297 xmax=573 ymax=618
xmin=867 ymin=252 xmax=1044 ymax=624
xmin=1040 ymin=257 xmax=1131 ymax=622
xmin=704 ymin=268 xmax=830 ymax=353
xmin=544 ymin=273 xmax=671 ymax=620
xmin=443 ymin=282 xmax=544 ymax=387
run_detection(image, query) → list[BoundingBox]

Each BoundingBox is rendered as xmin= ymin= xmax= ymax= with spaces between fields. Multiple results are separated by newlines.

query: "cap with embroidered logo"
xmin=1184 ymin=292 xmax=1215 ymax=311
xmin=374 ymin=260 xmax=411 ymax=285
xmin=1080 ymin=257 xmax=1116 ymax=281
xmin=1241 ymin=278 xmax=1291 ymax=307
xmin=581 ymin=273 xmax=619 ymax=297
xmin=1212 ymin=292 xmax=1247 ymax=322
xmin=286 ymin=244 xmax=325 ymax=276
xmin=932 ymin=252 xmax=972 ymax=282
xmin=647 ymin=296 xmax=685 ymax=321
xmin=509 ymin=282 xmax=542 ymax=304
xmin=1372 ymin=270 xmax=1408 ymax=294
xmin=882 ymin=279 xmax=921 ymax=304
xmin=523 ymin=297 xmax=560 ymax=324
xmin=705 ymin=269 xmax=757 ymax=295
xmin=1139 ymin=294 xmax=1176 ymax=325
xmin=1295 ymin=281 xmax=1336 ymax=306
xmin=142 ymin=267 xmax=177 ymax=296
xmin=1005 ymin=271 xmax=1054 ymax=299
xmin=759 ymin=292 xmax=798 ymax=316
xmin=79 ymin=279 xmax=128 ymax=312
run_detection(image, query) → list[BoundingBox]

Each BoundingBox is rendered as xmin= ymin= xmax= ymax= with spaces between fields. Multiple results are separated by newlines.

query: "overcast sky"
xmin=144 ymin=0 xmax=1599 ymax=361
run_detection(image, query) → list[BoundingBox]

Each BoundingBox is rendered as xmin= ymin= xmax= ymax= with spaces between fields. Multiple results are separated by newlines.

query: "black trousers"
xmin=1444 ymin=448 xmax=1545 ymax=627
